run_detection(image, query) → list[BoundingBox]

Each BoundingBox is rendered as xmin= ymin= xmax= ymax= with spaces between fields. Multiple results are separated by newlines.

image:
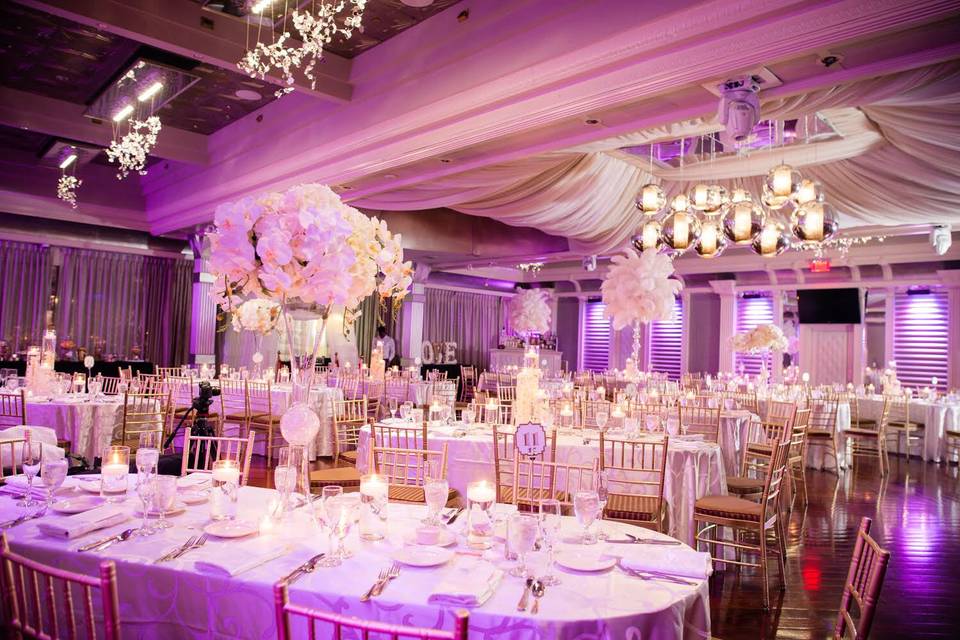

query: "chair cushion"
xmin=845 ymin=428 xmax=882 ymax=437
xmin=888 ymin=421 xmax=924 ymax=430
xmin=309 ymin=466 xmax=361 ymax=487
xmin=498 ymin=486 xmax=569 ymax=505
xmin=806 ymin=429 xmax=836 ymax=438
xmin=745 ymin=442 xmax=772 ymax=455
xmin=388 ymin=485 xmax=459 ymax=504
xmin=694 ymin=495 xmax=762 ymax=522
xmin=603 ymin=493 xmax=659 ymax=522
xmin=339 ymin=450 xmax=359 ymax=463
xmin=726 ymin=476 xmax=765 ymax=495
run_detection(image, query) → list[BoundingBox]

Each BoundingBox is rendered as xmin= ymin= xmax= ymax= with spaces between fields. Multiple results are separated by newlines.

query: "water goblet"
xmin=315 ymin=485 xmax=344 ymax=567
xmin=573 ymin=491 xmax=600 ymax=545
xmin=423 ymin=461 xmax=449 ymax=526
xmin=538 ymin=499 xmax=562 ymax=585
xmin=388 ymin=397 xmax=398 ymax=420
xmin=596 ymin=410 xmax=609 ymax=434
xmin=595 ymin=469 xmax=610 ymax=540
xmin=134 ymin=472 xmax=157 ymax=537
xmin=17 ymin=440 xmax=42 ymax=508
xmin=462 ymin=406 xmax=475 ymax=427
xmin=40 ymin=457 xmax=68 ymax=507
xmin=508 ymin=513 xmax=540 ymax=577
xmin=152 ymin=475 xmax=178 ymax=530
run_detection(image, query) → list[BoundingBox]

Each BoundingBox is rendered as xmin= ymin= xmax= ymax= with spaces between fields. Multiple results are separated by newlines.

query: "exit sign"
xmin=810 ymin=258 xmax=831 ymax=273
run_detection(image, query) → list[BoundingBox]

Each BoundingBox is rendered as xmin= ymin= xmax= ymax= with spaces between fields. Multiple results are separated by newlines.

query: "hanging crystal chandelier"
xmin=238 ymin=0 xmax=368 ymax=96
xmin=695 ymin=219 xmax=727 ymax=258
xmin=753 ymin=220 xmax=790 ymax=257
xmin=107 ymin=116 xmax=162 ymax=179
xmin=56 ymin=146 xmax=81 ymax=208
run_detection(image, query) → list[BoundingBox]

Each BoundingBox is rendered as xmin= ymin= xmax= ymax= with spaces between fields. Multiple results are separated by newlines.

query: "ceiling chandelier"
xmin=56 ymin=146 xmax=81 ymax=208
xmin=238 ymin=0 xmax=368 ymax=97
xmin=632 ymin=122 xmax=841 ymax=260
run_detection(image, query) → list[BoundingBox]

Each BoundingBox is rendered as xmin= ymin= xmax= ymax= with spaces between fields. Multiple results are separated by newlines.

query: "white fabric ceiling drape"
xmin=353 ymin=61 xmax=960 ymax=254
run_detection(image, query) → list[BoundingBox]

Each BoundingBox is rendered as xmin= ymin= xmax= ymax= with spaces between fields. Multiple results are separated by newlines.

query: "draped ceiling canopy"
xmin=354 ymin=61 xmax=960 ymax=255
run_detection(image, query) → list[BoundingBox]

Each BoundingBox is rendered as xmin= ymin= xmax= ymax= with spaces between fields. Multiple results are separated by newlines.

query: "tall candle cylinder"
xmin=359 ymin=474 xmax=388 ymax=541
xmin=100 ymin=446 xmax=129 ymax=503
xmin=210 ymin=460 xmax=240 ymax=520
xmin=466 ymin=480 xmax=496 ymax=549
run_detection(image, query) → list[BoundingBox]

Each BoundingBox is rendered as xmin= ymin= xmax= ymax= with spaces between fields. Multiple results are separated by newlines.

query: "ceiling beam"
xmin=0 ymin=86 xmax=208 ymax=165
xmin=13 ymin=0 xmax=353 ymax=103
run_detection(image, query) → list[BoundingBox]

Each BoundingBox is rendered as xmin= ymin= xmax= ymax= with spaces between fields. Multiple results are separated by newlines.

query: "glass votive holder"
xmin=100 ymin=446 xmax=130 ymax=502
xmin=466 ymin=480 xmax=496 ymax=549
xmin=359 ymin=474 xmax=388 ymax=541
xmin=210 ymin=459 xmax=241 ymax=521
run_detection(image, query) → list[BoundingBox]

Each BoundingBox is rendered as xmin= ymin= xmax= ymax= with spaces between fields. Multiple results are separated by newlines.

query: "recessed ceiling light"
xmin=234 ymin=89 xmax=263 ymax=101
xmin=113 ymin=104 xmax=134 ymax=122
xmin=137 ymin=81 xmax=164 ymax=102
xmin=59 ymin=153 xmax=77 ymax=170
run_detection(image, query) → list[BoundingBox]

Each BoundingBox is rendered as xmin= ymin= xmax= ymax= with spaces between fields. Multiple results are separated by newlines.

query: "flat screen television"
xmin=797 ymin=288 xmax=861 ymax=324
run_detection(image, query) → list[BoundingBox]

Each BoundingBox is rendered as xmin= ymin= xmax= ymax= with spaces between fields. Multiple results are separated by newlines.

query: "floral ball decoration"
xmin=730 ymin=323 xmax=789 ymax=353
xmin=231 ymin=299 xmax=281 ymax=335
xmin=207 ymin=183 xmax=413 ymax=322
xmin=600 ymin=250 xmax=682 ymax=330
xmin=508 ymin=288 xmax=552 ymax=336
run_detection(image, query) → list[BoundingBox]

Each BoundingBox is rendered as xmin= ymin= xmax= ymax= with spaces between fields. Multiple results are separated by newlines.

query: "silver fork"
xmin=359 ymin=568 xmax=389 ymax=602
xmin=372 ymin=562 xmax=401 ymax=597
xmin=174 ymin=533 xmax=208 ymax=559
xmin=155 ymin=536 xmax=197 ymax=563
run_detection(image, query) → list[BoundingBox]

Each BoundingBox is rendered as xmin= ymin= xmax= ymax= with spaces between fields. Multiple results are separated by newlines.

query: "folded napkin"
xmin=177 ymin=472 xmax=212 ymax=488
xmin=194 ymin=537 xmax=290 ymax=577
xmin=618 ymin=546 xmax=713 ymax=579
xmin=1 ymin=474 xmax=71 ymax=500
xmin=427 ymin=559 xmax=504 ymax=607
xmin=37 ymin=505 xmax=130 ymax=540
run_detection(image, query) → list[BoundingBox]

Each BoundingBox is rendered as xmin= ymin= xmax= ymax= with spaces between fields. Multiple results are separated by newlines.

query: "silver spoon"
xmin=517 ymin=577 xmax=533 ymax=611
xmin=530 ymin=579 xmax=545 ymax=614
xmin=90 ymin=528 xmax=135 ymax=552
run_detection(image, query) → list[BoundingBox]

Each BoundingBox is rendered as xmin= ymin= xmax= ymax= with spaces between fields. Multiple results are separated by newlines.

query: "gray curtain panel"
xmin=0 ymin=240 xmax=53 ymax=349
xmin=423 ymin=288 xmax=503 ymax=370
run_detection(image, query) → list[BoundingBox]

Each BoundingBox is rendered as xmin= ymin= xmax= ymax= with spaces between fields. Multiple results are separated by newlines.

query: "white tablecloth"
xmin=1 ymin=477 xmax=711 ymax=639
xmin=24 ymin=396 xmax=124 ymax=462
xmin=856 ymin=397 xmax=960 ymax=462
xmin=359 ymin=424 xmax=726 ymax=546
xmin=489 ymin=349 xmax=564 ymax=376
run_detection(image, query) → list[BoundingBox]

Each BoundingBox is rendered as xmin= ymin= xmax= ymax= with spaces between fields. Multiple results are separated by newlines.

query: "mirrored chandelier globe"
xmin=636 ymin=183 xmax=667 ymax=215
xmin=794 ymin=179 xmax=824 ymax=207
xmin=762 ymin=163 xmax=802 ymax=209
xmin=752 ymin=220 xmax=790 ymax=257
xmin=792 ymin=201 xmax=839 ymax=242
xmin=691 ymin=183 xmax=727 ymax=214
xmin=695 ymin=220 xmax=728 ymax=258
xmin=632 ymin=220 xmax=663 ymax=253
xmin=728 ymin=187 xmax=753 ymax=205
xmin=722 ymin=201 xmax=765 ymax=244
xmin=660 ymin=208 xmax=701 ymax=255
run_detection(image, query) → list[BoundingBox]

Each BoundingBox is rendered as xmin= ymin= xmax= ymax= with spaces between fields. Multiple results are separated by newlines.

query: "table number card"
xmin=515 ymin=422 xmax=546 ymax=458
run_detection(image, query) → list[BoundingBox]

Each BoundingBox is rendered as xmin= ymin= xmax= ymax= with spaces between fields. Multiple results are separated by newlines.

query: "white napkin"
xmin=36 ymin=505 xmax=131 ymax=540
xmin=619 ymin=547 xmax=713 ymax=579
xmin=0 ymin=474 xmax=70 ymax=500
xmin=427 ymin=559 xmax=504 ymax=607
xmin=193 ymin=537 xmax=290 ymax=577
xmin=177 ymin=472 xmax=212 ymax=488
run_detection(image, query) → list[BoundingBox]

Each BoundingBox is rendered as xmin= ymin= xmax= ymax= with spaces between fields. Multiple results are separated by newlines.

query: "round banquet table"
xmin=855 ymin=396 xmax=960 ymax=463
xmin=0 ymin=476 xmax=711 ymax=640
xmin=24 ymin=395 xmax=124 ymax=462
xmin=358 ymin=423 xmax=727 ymax=546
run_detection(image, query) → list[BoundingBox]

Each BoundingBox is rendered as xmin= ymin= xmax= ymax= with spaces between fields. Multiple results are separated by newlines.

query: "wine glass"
xmin=462 ymin=405 xmax=475 ymax=427
xmin=315 ymin=485 xmax=344 ymax=567
xmin=275 ymin=447 xmax=300 ymax=515
xmin=423 ymin=460 xmax=449 ymax=526
xmin=596 ymin=409 xmax=609 ymax=434
xmin=17 ymin=440 xmax=41 ymax=508
xmin=388 ymin=397 xmax=398 ymax=420
xmin=134 ymin=473 xmax=157 ymax=537
xmin=508 ymin=513 xmax=539 ymax=577
xmin=573 ymin=491 xmax=600 ymax=545
xmin=40 ymin=457 xmax=68 ymax=507
xmin=152 ymin=475 xmax=178 ymax=530
xmin=595 ymin=469 xmax=610 ymax=540
xmin=539 ymin=499 xmax=562 ymax=585
xmin=399 ymin=402 xmax=411 ymax=422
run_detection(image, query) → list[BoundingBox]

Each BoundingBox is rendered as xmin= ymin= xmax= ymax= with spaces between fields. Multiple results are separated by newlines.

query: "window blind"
xmin=582 ymin=300 xmax=611 ymax=372
xmin=736 ymin=294 xmax=774 ymax=376
xmin=650 ymin=296 xmax=683 ymax=380
xmin=893 ymin=290 xmax=949 ymax=390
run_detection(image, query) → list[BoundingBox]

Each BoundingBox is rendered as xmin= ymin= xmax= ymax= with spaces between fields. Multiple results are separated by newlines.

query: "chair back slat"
xmin=492 ymin=425 xmax=557 ymax=503
xmin=180 ymin=427 xmax=256 ymax=485
xmin=678 ymin=406 xmax=721 ymax=443
xmin=0 ymin=390 xmax=26 ymax=427
xmin=511 ymin=457 xmax=596 ymax=510
xmin=834 ymin=517 xmax=891 ymax=640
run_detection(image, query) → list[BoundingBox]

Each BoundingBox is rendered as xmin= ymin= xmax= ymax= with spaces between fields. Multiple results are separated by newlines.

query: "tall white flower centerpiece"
xmin=730 ymin=323 xmax=788 ymax=382
xmin=230 ymin=298 xmax=281 ymax=378
xmin=208 ymin=183 xmax=412 ymax=457
xmin=507 ymin=288 xmax=551 ymax=341
xmin=601 ymin=250 xmax=682 ymax=366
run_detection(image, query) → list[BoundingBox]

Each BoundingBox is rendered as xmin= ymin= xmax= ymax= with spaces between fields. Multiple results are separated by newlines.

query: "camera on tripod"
xmin=159 ymin=380 xmax=222 ymax=473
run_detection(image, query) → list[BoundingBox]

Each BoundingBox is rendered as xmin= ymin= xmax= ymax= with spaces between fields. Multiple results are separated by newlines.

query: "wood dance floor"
xmin=248 ymin=455 xmax=960 ymax=639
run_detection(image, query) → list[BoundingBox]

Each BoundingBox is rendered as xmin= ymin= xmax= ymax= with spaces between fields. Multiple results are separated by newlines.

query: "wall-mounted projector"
xmin=717 ymin=76 xmax=761 ymax=142
xmin=582 ymin=255 xmax=597 ymax=272
xmin=931 ymin=224 xmax=952 ymax=256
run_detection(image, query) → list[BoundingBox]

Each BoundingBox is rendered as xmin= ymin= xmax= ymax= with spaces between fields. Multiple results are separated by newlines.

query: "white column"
xmin=771 ymin=290 xmax=784 ymax=382
xmin=399 ymin=264 xmax=430 ymax=366
xmin=710 ymin=280 xmax=737 ymax=374
xmin=680 ymin=290 xmax=691 ymax=376
xmin=188 ymin=233 xmax=216 ymax=365
xmin=938 ymin=270 xmax=960 ymax=389
xmin=883 ymin=287 xmax=896 ymax=368
xmin=851 ymin=288 xmax=867 ymax=385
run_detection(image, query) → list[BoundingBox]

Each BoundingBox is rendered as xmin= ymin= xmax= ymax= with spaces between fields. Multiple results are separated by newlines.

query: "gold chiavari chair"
xmin=155 ymin=366 xmax=181 ymax=378
xmin=0 ymin=390 xmax=26 ymax=427
xmin=850 ymin=396 xmax=877 ymax=430
xmin=726 ymin=390 xmax=759 ymax=414
xmin=492 ymin=424 xmax=557 ymax=506
xmin=180 ymin=427 xmax=256 ymax=486
xmin=460 ymin=365 xmax=477 ymax=402
xmin=372 ymin=421 xmax=428 ymax=450
xmin=338 ymin=374 xmax=360 ymax=400
xmin=496 ymin=372 xmax=513 ymax=388
xmin=945 ymin=426 xmax=960 ymax=464
xmin=806 ymin=397 xmax=841 ymax=473
xmin=885 ymin=394 xmax=924 ymax=459
xmin=218 ymin=378 xmax=248 ymax=436
xmin=845 ymin=398 xmax=890 ymax=475
xmin=113 ymin=391 xmax=168 ymax=451
xmin=364 ymin=380 xmax=384 ymax=421
xmin=432 ymin=379 xmax=458 ymax=408
xmin=511 ymin=457 xmax=596 ymax=513
xmin=497 ymin=403 xmax=513 ymax=425
xmin=765 ymin=400 xmax=798 ymax=429
xmin=787 ymin=408 xmax=811 ymax=509
xmin=246 ymin=380 xmax=283 ymax=464
xmin=99 ymin=376 xmax=121 ymax=395
xmin=384 ymin=378 xmax=410 ymax=406
xmin=0 ymin=534 xmax=122 ymax=640
xmin=694 ymin=434 xmax=791 ymax=610
xmin=678 ymin=405 xmax=721 ymax=443
xmin=833 ymin=516 xmax=891 ymax=640
xmin=599 ymin=433 xmax=668 ymax=532
xmin=0 ymin=436 xmax=26 ymax=484
xmin=332 ymin=396 xmax=368 ymax=465
xmin=726 ymin=415 xmax=776 ymax=499
xmin=118 ymin=366 xmax=133 ymax=380
xmin=497 ymin=385 xmax=516 ymax=405
xmin=580 ymin=399 xmax=611 ymax=429
xmin=368 ymin=443 xmax=456 ymax=505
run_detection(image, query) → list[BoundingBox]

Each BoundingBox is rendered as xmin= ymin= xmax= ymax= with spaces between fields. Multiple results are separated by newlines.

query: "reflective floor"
xmin=250 ymin=455 xmax=960 ymax=639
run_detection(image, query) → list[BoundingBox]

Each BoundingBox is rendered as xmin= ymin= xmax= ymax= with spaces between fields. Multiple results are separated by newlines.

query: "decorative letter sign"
xmin=421 ymin=341 xmax=458 ymax=364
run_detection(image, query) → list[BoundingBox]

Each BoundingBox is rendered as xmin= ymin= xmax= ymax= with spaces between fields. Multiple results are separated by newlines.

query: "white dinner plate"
xmin=133 ymin=502 xmax=186 ymax=517
xmin=203 ymin=520 xmax=258 ymax=539
xmin=179 ymin=490 xmax=209 ymax=505
xmin=553 ymin=549 xmax=617 ymax=572
xmin=49 ymin=495 xmax=105 ymax=514
xmin=404 ymin=528 xmax=458 ymax=547
xmin=76 ymin=479 xmax=102 ymax=494
xmin=391 ymin=546 xmax=454 ymax=567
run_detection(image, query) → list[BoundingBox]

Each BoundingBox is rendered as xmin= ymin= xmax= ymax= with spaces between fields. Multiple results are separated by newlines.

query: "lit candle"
xmin=674 ymin=212 xmax=690 ymax=248
xmin=803 ymin=203 xmax=825 ymax=241
xmin=560 ymin=402 xmax=573 ymax=417
xmin=360 ymin=474 xmax=387 ymax=500
xmin=259 ymin=514 xmax=276 ymax=536
xmin=612 ymin=405 xmax=625 ymax=419
xmin=466 ymin=480 xmax=495 ymax=503
xmin=802 ymin=372 xmax=810 ymax=383
xmin=931 ymin=377 xmax=939 ymax=386
xmin=212 ymin=461 xmax=240 ymax=484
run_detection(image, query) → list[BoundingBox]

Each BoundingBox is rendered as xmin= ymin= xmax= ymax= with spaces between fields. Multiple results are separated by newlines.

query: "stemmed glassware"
xmin=538 ymin=499 xmax=562 ymax=585
xmin=508 ymin=513 xmax=539 ymax=577
xmin=315 ymin=485 xmax=344 ymax=567
xmin=573 ymin=490 xmax=600 ymax=545
xmin=40 ymin=457 xmax=67 ymax=507
xmin=399 ymin=402 xmax=412 ymax=422
xmin=274 ymin=447 xmax=299 ymax=516
xmin=596 ymin=409 xmax=609 ymax=434
xmin=388 ymin=398 xmax=398 ymax=420
xmin=17 ymin=440 xmax=42 ymax=508
xmin=423 ymin=460 xmax=449 ymax=526
xmin=595 ymin=469 xmax=610 ymax=540
xmin=462 ymin=406 xmax=475 ymax=428
xmin=152 ymin=475 xmax=178 ymax=530
xmin=133 ymin=432 xmax=160 ymax=536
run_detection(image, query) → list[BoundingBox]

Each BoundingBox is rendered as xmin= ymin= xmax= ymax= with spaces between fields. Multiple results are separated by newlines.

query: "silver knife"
xmin=607 ymin=538 xmax=682 ymax=545
xmin=446 ymin=507 xmax=464 ymax=525
xmin=281 ymin=553 xmax=326 ymax=585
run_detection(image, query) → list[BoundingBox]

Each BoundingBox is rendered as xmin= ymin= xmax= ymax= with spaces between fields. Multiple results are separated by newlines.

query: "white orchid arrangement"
xmin=601 ymin=250 xmax=682 ymax=330
xmin=231 ymin=299 xmax=281 ymax=335
xmin=207 ymin=183 xmax=412 ymax=324
xmin=731 ymin=324 xmax=789 ymax=353
xmin=57 ymin=175 xmax=81 ymax=208
xmin=508 ymin=288 xmax=551 ymax=336
xmin=106 ymin=116 xmax=161 ymax=179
